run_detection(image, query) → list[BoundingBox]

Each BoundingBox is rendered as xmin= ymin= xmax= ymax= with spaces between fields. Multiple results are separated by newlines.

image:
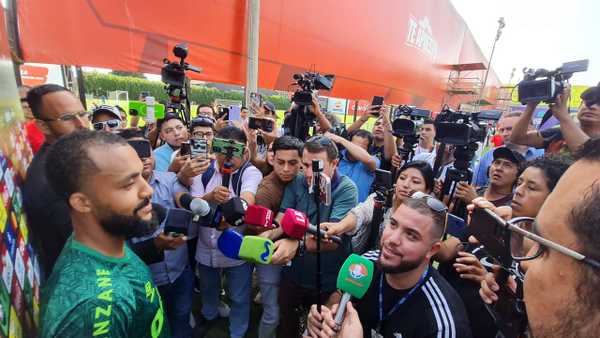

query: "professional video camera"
xmin=391 ymin=105 xmax=431 ymax=160
xmin=161 ymin=43 xmax=202 ymax=123
xmin=283 ymin=71 xmax=335 ymax=139
xmin=518 ymin=59 xmax=588 ymax=104
xmin=434 ymin=108 xmax=489 ymax=218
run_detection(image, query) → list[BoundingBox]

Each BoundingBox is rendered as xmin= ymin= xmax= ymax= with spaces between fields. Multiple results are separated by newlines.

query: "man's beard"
xmin=96 ymin=198 xmax=153 ymax=238
xmin=377 ymin=250 xmax=424 ymax=274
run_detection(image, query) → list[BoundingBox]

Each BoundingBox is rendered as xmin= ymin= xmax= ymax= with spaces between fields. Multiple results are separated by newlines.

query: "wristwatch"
xmin=297 ymin=238 xmax=305 ymax=257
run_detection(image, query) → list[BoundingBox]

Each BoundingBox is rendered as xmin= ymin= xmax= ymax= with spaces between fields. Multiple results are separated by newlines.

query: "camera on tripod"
xmin=283 ymin=71 xmax=335 ymax=140
xmin=161 ymin=43 xmax=202 ymax=123
xmin=434 ymin=108 xmax=487 ymax=146
xmin=518 ymin=59 xmax=588 ymax=104
xmin=391 ymin=105 xmax=431 ymax=159
xmin=291 ymin=72 xmax=335 ymax=106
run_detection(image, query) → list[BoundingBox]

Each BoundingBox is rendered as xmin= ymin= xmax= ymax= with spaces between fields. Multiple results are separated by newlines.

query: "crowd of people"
xmin=17 ymin=81 xmax=600 ymax=338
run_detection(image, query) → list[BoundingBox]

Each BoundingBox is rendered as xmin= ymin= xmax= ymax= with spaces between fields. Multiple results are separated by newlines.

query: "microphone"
xmin=222 ymin=162 xmax=234 ymax=188
xmin=334 ymin=254 xmax=374 ymax=330
xmin=179 ymin=193 xmax=211 ymax=216
xmin=244 ymin=204 xmax=276 ymax=229
xmin=280 ymin=208 xmax=342 ymax=245
xmin=221 ymin=197 xmax=248 ymax=227
xmin=217 ymin=229 xmax=274 ymax=264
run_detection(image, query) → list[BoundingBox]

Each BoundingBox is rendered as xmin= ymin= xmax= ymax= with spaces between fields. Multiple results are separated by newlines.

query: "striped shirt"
xmin=354 ymin=250 xmax=472 ymax=338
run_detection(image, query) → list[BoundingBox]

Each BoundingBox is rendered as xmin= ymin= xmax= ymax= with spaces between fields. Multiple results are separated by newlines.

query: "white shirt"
xmin=191 ymin=161 xmax=263 ymax=268
xmin=413 ymin=145 xmax=437 ymax=167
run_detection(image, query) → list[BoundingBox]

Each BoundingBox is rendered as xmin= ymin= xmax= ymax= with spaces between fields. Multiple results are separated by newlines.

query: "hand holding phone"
xmin=370 ymin=96 xmax=384 ymax=116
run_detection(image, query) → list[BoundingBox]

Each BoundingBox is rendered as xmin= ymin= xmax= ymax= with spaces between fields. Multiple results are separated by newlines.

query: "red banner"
xmin=17 ymin=0 xmax=501 ymax=110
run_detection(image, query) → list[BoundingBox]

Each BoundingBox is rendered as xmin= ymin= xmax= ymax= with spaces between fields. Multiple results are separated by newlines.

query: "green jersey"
xmin=40 ymin=237 xmax=170 ymax=338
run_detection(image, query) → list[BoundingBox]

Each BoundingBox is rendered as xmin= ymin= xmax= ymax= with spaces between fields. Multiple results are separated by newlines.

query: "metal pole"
xmin=479 ymin=17 xmax=505 ymax=110
xmin=244 ymin=0 xmax=260 ymax=106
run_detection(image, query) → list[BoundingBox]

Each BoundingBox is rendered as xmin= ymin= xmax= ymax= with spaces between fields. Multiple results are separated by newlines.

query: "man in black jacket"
xmin=22 ymin=84 xmax=90 ymax=279
xmin=307 ymin=195 xmax=472 ymax=338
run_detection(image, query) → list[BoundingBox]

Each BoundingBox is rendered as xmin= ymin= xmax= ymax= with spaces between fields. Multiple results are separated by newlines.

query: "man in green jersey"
xmin=40 ymin=130 xmax=170 ymax=338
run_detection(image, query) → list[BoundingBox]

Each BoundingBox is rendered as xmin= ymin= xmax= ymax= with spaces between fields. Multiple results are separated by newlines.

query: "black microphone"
xmin=222 ymin=162 xmax=234 ymax=188
xmin=221 ymin=197 xmax=248 ymax=227
xmin=179 ymin=193 xmax=211 ymax=216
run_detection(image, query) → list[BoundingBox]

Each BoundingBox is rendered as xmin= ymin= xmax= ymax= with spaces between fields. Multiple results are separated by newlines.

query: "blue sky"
xmin=451 ymin=0 xmax=599 ymax=86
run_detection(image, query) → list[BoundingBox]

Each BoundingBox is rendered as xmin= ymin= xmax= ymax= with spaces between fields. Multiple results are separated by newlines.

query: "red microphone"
xmin=280 ymin=208 xmax=342 ymax=244
xmin=244 ymin=204 xmax=276 ymax=228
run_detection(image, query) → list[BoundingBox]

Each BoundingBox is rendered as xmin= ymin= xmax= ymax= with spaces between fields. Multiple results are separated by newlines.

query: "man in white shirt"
xmin=412 ymin=119 xmax=437 ymax=166
xmin=190 ymin=126 xmax=263 ymax=338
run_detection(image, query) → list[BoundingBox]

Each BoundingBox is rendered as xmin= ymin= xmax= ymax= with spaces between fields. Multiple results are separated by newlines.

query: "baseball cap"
xmin=581 ymin=85 xmax=600 ymax=107
xmin=92 ymin=105 xmax=122 ymax=123
xmin=493 ymin=147 xmax=526 ymax=166
xmin=262 ymin=101 xmax=276 ymax=114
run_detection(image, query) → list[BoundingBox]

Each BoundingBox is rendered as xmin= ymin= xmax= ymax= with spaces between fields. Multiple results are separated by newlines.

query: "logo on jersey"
xmin=349 ymin=263 xmax=368 ymax=280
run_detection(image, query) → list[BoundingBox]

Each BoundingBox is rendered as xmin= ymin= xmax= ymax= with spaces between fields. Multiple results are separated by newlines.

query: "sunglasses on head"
xmin=411 ymin=191 xmax=449 ymax=239
xmin=93 ymin=119 xmax=121 ymax=131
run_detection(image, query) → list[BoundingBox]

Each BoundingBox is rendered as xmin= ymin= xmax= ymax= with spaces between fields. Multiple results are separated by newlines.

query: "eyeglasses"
xmin=507 ymin=217 xmax=600 ymax=270
xmin=93 ymin=119 xmax=122 ymax=131
xmin=410 ymin=191 xmax=449 ymax=238
xmin=192 ymin=131 xmax=214 ymax=139
xmin=39 ymin=111 xmax=91 ymax=123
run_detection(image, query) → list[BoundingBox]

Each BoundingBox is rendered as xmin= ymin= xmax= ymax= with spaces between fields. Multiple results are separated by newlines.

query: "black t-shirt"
xmin=438 ymin=243 xmax=499 ymax=338
xmin=369 ymin=144 xmax=391 ymax=171
xmin=356 ymin=250 xmax=472 ymax=338
xmin=22 ymin=144 xmax=72 ymax=280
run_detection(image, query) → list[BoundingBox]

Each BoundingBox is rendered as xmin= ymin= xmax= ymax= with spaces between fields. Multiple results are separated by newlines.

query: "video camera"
xmin=434 ymin=108 xmax=487 ymax=146
xmin=161 ymin=43 xmax=202 ymax=123
xmin=283 ymin=71 xmax=335 ymax=140
xmin=518 ymin=59 xmax=588 ymax=104
xmin=391 ymin=105 xmax=431 ymax=160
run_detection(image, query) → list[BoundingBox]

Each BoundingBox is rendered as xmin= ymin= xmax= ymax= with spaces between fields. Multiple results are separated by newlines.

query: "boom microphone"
xmin=280 ymin=208 xmax=342 ymax=244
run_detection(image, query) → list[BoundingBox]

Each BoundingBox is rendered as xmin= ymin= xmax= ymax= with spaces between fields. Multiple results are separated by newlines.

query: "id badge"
xmin=371 ymin=329 xmax=384 ymax=338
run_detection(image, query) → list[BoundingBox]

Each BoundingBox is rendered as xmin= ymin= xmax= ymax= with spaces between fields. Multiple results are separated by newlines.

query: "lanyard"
xmin=377 ymin=265 xmax=429 ymax=331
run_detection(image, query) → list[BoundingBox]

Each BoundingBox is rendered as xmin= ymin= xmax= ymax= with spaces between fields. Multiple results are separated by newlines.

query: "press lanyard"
xmin=377 ymin=265 xmax=429 ymax=332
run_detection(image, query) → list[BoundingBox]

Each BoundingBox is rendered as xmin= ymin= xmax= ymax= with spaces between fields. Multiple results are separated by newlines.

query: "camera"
xmin=434 ymin=108 xmax=487 ymax=146
xmin=391 ymin=105 xmax=431 ymax=159
xmin=518 ymin=59 xmax=588 ymax=104
xmin=283 ymin=71 xmax=335 ymax=140
xmin=291 ymin=72 xmax=335 ymax=106
xmin=161 ymin=43 xmax=202 ymax=123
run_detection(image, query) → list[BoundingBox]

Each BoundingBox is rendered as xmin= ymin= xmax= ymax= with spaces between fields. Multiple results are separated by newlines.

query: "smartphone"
xmin=127 ymin=140 xmax=151 ymax=159
xmin=163 ymin=208 xmax=193 ymax=237
xmin=229 ymin=106 xmax=241 ymax=122
xmin=374 ymin=169 xmax=392 ymax=189
xmin=190 ymin=138 xmax=209 ymax=160
xmin=371 ymin=96 xmax=384 ymax=115
xmin=219 ymin=107 xmax=230 ymax=120
xmin=180 ymin=142 xmax=191 ymax=157
xmin=469 ymin=208 xmax=512 ymax=266
xmin=248 ymin=116 xmax=275 ymax=133
xmin=446 ymin=213 xmax=468 ymax=238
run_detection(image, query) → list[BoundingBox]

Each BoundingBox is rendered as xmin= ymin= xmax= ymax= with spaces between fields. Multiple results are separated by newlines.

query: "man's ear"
xmin=426 ymin=241 xmax=442 ymax=261
xmin=69 ymin=192 xmax=94 ymax=214
xmin=331 ymin=158 xmax=339 ymax=169
xmin=35 ymin=119 xmax=51 ymax=136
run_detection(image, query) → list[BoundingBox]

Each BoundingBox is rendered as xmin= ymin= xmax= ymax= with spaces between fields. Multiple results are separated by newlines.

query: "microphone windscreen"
xmin=190 ymin=198 xmax=211 ymax=216
xmin=280 ymin=208 xmax=309 ymax=240
xmin=239 ymin=236 xmax=274 ymax=264
xmin=244 ymin=205 xmax=274 ymax=228
xmin=217 ymin=229 xmax=243 ymax=259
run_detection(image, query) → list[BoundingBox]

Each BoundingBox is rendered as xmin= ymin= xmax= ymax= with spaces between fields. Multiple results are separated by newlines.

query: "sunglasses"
xmin=410 ymin=191 xmax=449 ymax=239
xmin=93 ymin=119 xmax=121 ymax=131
